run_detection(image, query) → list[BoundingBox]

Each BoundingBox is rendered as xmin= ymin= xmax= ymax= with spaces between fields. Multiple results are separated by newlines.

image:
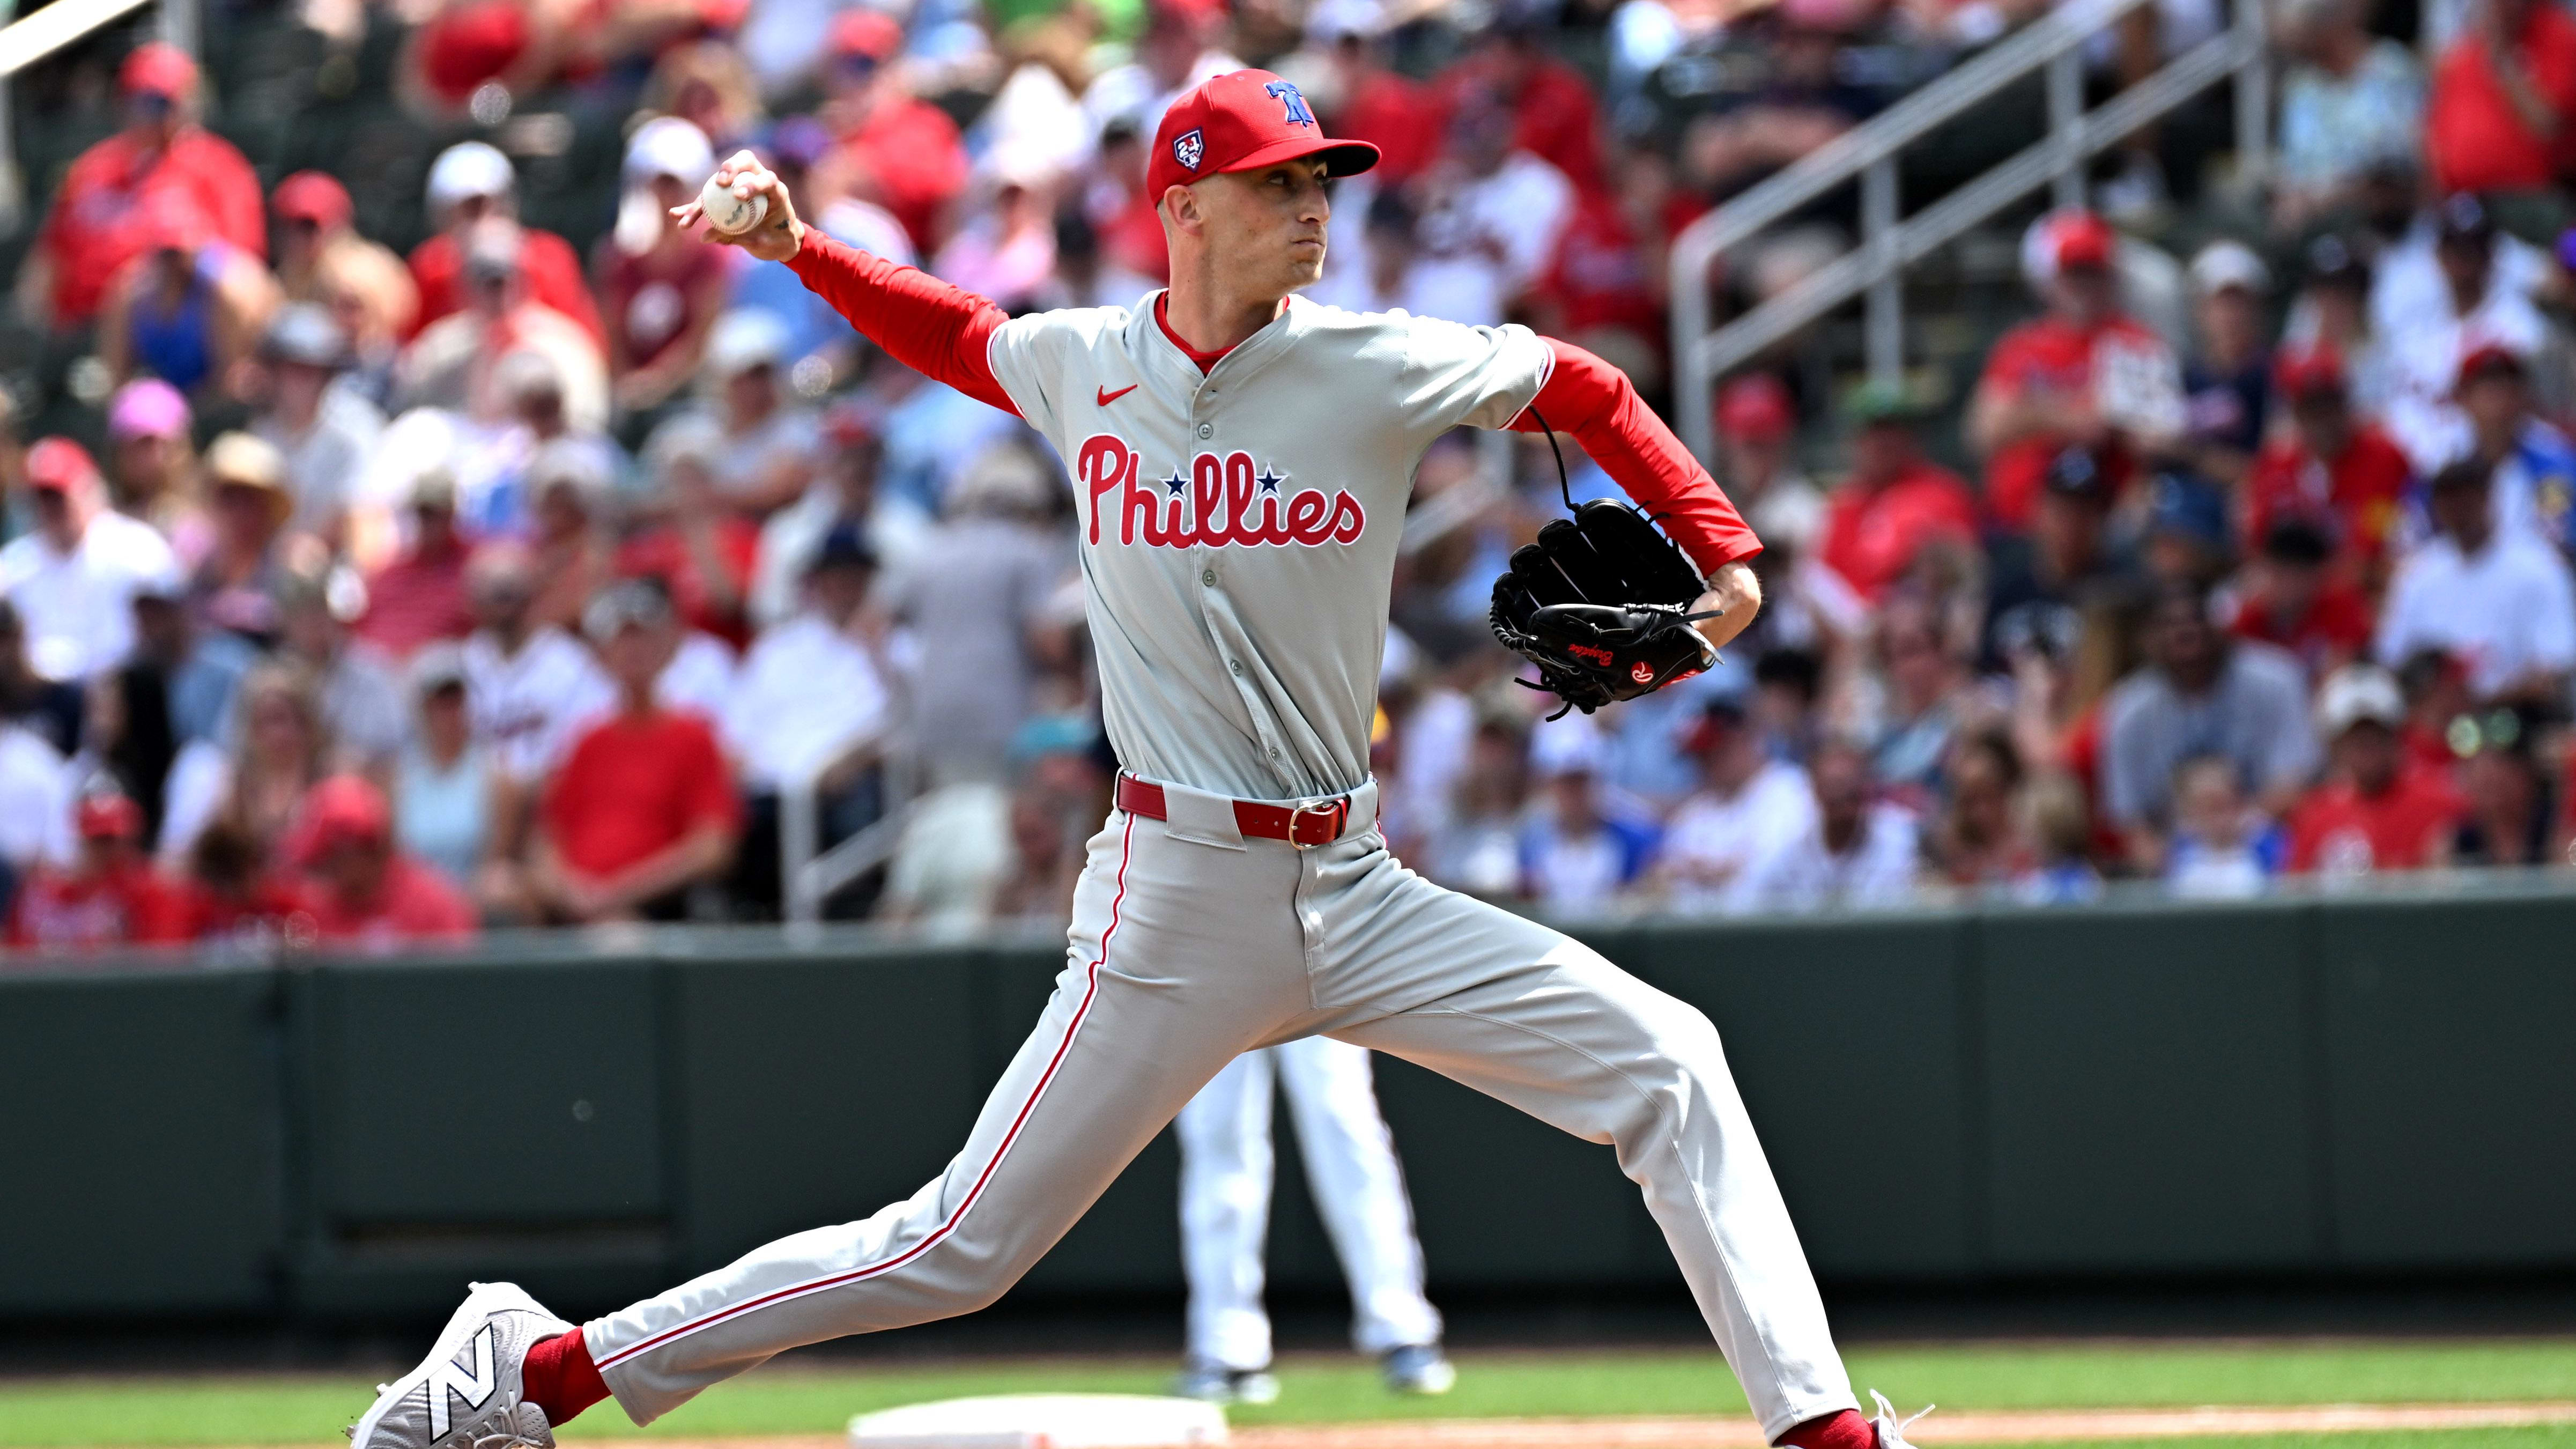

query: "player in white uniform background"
xmin=352 ymin=69 xmax=1923 ymax=1449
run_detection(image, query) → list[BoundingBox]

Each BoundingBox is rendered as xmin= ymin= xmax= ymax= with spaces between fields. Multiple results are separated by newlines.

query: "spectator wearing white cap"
xmin=600 ymin=117 xmax=734 ymax=422
xmin=2285 ymin=663 xmax=2469 ymax=875
xmin=646 ymin=309 xmax=823 ymax=519
xmin=409 ymin=142 xmax=606 ymax=347
xmin=1517 ymin=712 xmax=1659 ymax=914
xmin=397 ymin=218 xmax=611 ymax=433
xmin=251 ymin=302 xmax=386 ymax=545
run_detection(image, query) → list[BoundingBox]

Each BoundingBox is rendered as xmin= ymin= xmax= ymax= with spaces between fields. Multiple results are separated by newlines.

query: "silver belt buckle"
xmin=1287 ymin=798 xmax=1342 ymax=849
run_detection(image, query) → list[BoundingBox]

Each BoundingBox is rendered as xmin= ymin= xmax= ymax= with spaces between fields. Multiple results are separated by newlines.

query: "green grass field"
xmin=3 ymin=1340 xmax=2573 ymax=1447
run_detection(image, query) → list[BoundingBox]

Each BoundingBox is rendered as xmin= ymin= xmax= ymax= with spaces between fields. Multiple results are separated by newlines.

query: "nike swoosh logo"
xmin=1097 ymin=383 xmax=1139 ymax=406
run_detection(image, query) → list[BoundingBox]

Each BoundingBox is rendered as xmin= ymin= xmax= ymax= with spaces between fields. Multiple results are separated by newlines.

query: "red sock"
xmin=1778 ymin=1408 xmax=1877 ymax=1449
xmin=521 ymin=1327 xmax=609 ymax=1426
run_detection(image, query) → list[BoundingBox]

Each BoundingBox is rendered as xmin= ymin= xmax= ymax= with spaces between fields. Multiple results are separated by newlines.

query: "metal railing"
xmin=1667 ymin=0 xmax=2271 ymax=463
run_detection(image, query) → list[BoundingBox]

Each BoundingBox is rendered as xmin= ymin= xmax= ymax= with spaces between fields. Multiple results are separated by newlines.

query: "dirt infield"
xmin=562 ymin=1399 xmax=2576 ymax=1449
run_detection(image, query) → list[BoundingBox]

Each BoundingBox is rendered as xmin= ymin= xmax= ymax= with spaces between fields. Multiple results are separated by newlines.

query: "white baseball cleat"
xmin=1868 ymin=1389 xmax=1935 ymax=1449
xmin=1381 ymin=1343 xmax=1456 ymax=1395
xmin=348 ymin=1282 xmax=573 ymax=1449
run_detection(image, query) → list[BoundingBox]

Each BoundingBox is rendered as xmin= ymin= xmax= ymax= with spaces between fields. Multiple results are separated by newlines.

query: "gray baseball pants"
xmin=585 ymin=780 xmax=1860 ymax=1438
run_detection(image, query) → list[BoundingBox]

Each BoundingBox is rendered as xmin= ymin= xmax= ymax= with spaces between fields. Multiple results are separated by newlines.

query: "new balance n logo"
xmin=426 ymin=1325 xmax=500 ymax=1439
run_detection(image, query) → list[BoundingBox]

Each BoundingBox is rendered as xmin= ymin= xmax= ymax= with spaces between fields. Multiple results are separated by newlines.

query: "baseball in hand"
xmin=698 ymin=173 xmax=769 ymax=235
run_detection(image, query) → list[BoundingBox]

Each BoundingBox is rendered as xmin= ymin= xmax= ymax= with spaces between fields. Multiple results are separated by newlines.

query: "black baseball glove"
xmin=1489 ymin=498 xmax=1717 ymax=717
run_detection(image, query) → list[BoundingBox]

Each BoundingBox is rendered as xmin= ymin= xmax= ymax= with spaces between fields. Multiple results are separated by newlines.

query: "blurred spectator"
xmin=0 ymin=710 xmax=70 ymax=895
xmin=103 ymin=379 xmax=213 ymax=565
xmin=1530 ymin=146 xmax=1674 ymax=359
xmin=5 ymin=790 xmax=188 ymax=952
xmin=1729 ymin=738 xmax=1920 ymax=912
xmin=2177 ymin=242 xmax=2272 ymax=486
xmin=722 ymin=525 xmax=893 ymax=913
xmin=1710 ymin=375 xmax=1826 ymax=563
xmin=403 ymin=219 xmax=611 ymax=433
xmin=2454 ymin=342 xmax=2576 ymax=546
xmin=1437 ymin=19 xmax=1608 ymax=190
xmin=18 ymin=43 xmax=263 ymax=331
xmin=275 ymin=568 xmax=408 ymax=773
xmin=533 ymin=583 xmax=742 ymax=922
xmin=97 ymin=191 xmax=279 ymax=398
xmin=2449 ymin=702 xmax=2559 ymax=863
xmin=2101 ymin=582 xmax=2319 ymax=868
xmin=2140 ymin=470 xmax=2236 ymax=588
xmin=820 ymin=11 xmax=976 ymax=257
xmin=934 ymin=166 xmax=1063 ymax=314
xmin=1927 ymin=726 xmax=2026 ymax=891
xmin=394 ymin=645 xmax=506 ymax=894
xmin=357 ymin=472 xmax=477 ymax=660
xmin=2423 ymin=0 xmax=2576 ymax=198
xmin=1813 ymin=382 xmax=1978 ymax=607
xmin=2271 ymin=0 xmax=2426 ymax=233
xmin=1653 ymin=696 xmax=1815 ymax=912
xmin=461 ymin=542 xmax=616 ymax=785
xmin=1315 ymin=4 xmax=1443 ymax=184
xmin=751 ymin=403 xmax=925 ymax=625
xmin=2287 ymin=663 xmax=2469 ymax=874
xmin=1970 ymin=210 xmax=2183 ymax=533
xmin=128 ymin=566 xmax=253 ymax=749
xmin=160 ymin=660 xmax=331 ymax=871
xmin=989 ymin=717 xmax=1108 ymax=926
xmin=0 ymin=439 xmax=180 ymax=682
xmin=188 ymin=433 xmax=298 ymax=647
xmin=1314 ymin=186 xmax=1507 ymax=326
xmin=2161 ymin=754 xmax=2285 ymax=898
xmin=601 ymin=119 xmax=731 ymax=421
xmin=2376 ymin=457 xmax=2576 ymax=702
xmin=1677 ymin=18 xmax=1874 ymax=202
xmin=409 ymin=142 xmax=606 ymax=346
xmin=1415 ymin=88 xmax=1577 ymax=305
xmin=2014 ymin=771 xmax=2104 ymax=904
xmin=1981 ymin=446 xmax=2136 ymax=674
xmin=525 ymin=447 xmax=620 ymax=635
xmin=1519 ymin=716 xmax=1659 ymax=913
xmin=271 ymin=171 xmax=419 ymax=338
xmin=468 ymin=349 xmax=624 ymax=538
xmin=1864 ymin=593 xmax=1975 ymax=802
xmin=2244 ymin=345 xmax=2414 ymax=578
xmin=645 ymin=39 xmax=766 ymax=157
xmin=1426 ymin=705 xmax=1532 ymax=897
xmin=282 ymin=775 xmax=477 ymax=948
xmin=0 ymin=601 xmax=85 ymax=756
xmin=2283 ymin=235 xmax=2399 ymax=418
xmin=620 ymin=426 xmax=761 ymax=650
xmin=1083 ymin=0 xmax=1243 ymax=164
xmin=251 ymin=304 xmax=387 ymax=547
xmin=878 ymin=447 xmax=1070 ymax=787
xmin=661 ymin=310 xmax=825 ymax=517
xmin=2225 ymin=519 xmax=2374 ymax=681
xmin=2378 ymin=196 xmax=2551 ymax=471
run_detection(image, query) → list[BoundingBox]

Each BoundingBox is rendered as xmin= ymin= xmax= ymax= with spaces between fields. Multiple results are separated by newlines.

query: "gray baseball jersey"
xmin=987 ymin=296 xmax=1548 ymax=800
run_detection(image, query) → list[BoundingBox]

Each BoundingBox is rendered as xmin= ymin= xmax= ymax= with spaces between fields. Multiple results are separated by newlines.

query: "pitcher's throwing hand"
xmin=669 ymin=152 xmax=804 ymax=262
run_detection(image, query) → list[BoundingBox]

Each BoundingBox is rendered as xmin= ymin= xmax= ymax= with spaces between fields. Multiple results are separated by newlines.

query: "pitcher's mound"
xmin=847 ymin=1393 xmax=1230 ymax=1448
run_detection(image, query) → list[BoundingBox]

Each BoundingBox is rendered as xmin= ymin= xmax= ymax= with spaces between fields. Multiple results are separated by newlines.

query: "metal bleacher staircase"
xmin=1666 ymin=0 xmax=2275 ymax=464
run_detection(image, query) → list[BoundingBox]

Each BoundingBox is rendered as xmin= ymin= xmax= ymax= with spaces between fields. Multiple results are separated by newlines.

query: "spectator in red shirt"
xmin=406 ymin=142 xmax=606 ymax=348
xmin=2288 ymin=664 xmax=2468 ymax=875
xmin=18 ymin=43 xmax=263 ymax=331
xmin=1316 ymin=5 xmax=1444 ymax=184
xmin=1815 ymin=382 xmax=1979 ymax=604
xmin=358 ymin=472 xmax=476 ymax=661
xmin=1531 ymin=147 xmax=1674 ymax=352
xmin=532 ymin=582 xmax=742 ymax=922
xmin=2226 ymin=519 xmax=2375 ymax=681
xmin=819 ymin=10 xmax=970 ymax=256
xmin=1967 ymin=210 xmax=2180 ymax=533
xmin=618 ymin=429 xmax=760 ymax=651
xmin=2424 ymin=0 xmax=2576 ymax=196
xmin=6 ymin=790 xmax=190 ymax=953
xmin=283 ymin=774 xmax=478 ymax=949
xmin=599 ymin=119 xmax=734 ymax=418
xmin=1435 ymin=20 xmax=1607 ymax=192
xmin=2243 ymin=344 xmax=2414 ymax=581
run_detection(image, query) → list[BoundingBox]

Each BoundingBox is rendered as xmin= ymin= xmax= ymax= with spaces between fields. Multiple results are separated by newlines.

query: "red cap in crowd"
xmin=1714 ymin=373 xmax=1794 ymax=445
xmin=2032 ymin=209 xmax=2116 ymax=276
xmin=120 ymin=41 xmax=197 ymax=100
xmin=291 ymin=775 xmax=394 ymax=867
xmin=1148 ymin=0 xmax=1227 ymax=28
xmin=2274 ymin=344 xmax=2346 ymax=403
xmin=832 ymin=9 xmax=903 ymax=62
xmin=273 ymin=171 xmax=354 ymax=231
xmin=1146 ymin=69 xmax=1380 ymax=203
xmin=77 ymin=793 xmax=144 ymax=842
xmin=25 ymin=438 xmax=101 ymax=496
xmin=418 ymin=1 xmax=531 ymax=104
xmin=2457 ymin=340 xmax=2529 ymax=388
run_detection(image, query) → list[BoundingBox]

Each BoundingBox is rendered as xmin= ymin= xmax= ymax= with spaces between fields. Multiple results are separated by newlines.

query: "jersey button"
xmin=1202 ymin=568 xmax=1217 ymax=586
xmin=1196 ymin=423 xmax=1214 ymax=439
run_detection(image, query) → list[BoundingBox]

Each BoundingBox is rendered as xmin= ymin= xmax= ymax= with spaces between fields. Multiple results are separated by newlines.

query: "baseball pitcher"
xmin=352 ymin=69 xmax=1919 ymax=1449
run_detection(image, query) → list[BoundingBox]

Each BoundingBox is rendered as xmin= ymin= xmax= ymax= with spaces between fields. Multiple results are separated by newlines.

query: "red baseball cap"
xmin=1714 ymin=373 xmax=1794 ymax=445
xmin=77 ymin=793 xmax=144 ymax=841
xmin=25 ymin=438 xmax=100 ymax=495
xmin=291 ymin=775 xmax=393 ymax=866
xmin=2274 ymin=343 xmax=2346 ymax=402
xmin=1147 ymin=69 xmax=1379 ymax=204
xmin=120 ymin=41 xmax=197 ymax=100
xmin=2457 ymin=339 xmax=2530 ymax=386
xmin=273 ymin=170 xmax=354 ymax=230
xmin=2036 ymin=209 xmax=2116 ymax=273
xmin=831 ymin=9 xmax=902 ymax=61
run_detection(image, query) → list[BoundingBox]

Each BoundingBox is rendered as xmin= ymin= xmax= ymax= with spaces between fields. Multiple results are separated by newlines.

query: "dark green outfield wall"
xmin=6 ymin=889 xmax=2574 ymax=1326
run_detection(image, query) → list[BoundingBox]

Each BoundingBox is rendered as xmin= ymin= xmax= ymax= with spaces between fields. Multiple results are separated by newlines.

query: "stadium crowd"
xmin=7 ymin=0 xmax=2576 ymax=956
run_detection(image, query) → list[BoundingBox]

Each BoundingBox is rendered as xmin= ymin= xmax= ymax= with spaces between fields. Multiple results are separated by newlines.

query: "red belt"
xmin=1115 ymin=774 xmax=1352 ymax=849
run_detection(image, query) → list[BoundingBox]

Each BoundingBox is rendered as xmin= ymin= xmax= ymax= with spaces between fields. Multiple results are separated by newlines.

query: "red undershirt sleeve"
xmin=784 ymin=230 xmax=1021 ymax=418
xmin=1509 ymin=337 xmax=1763 ymax=577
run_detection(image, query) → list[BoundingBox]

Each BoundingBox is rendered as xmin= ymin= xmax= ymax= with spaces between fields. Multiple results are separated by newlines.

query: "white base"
xmin=847 ymin=1393 xmax=1230 ymax=1449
